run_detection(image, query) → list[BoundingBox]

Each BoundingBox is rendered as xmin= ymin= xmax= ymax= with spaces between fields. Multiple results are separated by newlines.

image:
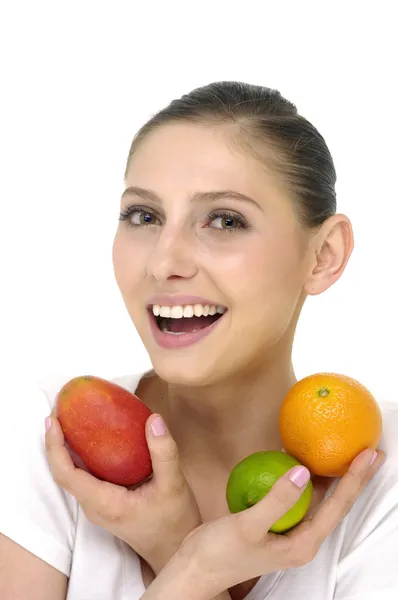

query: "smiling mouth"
xmin=150 ymin=304 xmax=227 ymax=335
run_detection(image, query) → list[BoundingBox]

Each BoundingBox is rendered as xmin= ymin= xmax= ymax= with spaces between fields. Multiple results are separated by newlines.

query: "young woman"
xmin=1 ymin=82 xmax=396 ymax=600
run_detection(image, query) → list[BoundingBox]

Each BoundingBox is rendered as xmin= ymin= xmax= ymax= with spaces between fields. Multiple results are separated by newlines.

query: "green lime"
xmin=226 ymin=451 xmax=313 ymax=534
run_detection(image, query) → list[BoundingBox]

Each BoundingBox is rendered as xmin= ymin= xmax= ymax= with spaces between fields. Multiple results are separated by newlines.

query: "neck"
xmin=160 ymin=356 xmax=296 ymax=474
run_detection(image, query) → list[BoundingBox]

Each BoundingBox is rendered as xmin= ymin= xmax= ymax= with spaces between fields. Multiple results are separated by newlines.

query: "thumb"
xmin=145 ymin=414 xmax=186 ymax=494
xmin=240 ymin=464 xmax=311 ymax=541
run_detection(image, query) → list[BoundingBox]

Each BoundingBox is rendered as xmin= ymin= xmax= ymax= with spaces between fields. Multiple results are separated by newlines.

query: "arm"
xmin=140 ymin=548 xmax=231 ymax=600
xmin=0 ymin=534 xmax=68 ymax=600
xmin=142 ymin=448 xmax=386 ymax=599
xmin=0 ymin=380 xmax=75 ymax=600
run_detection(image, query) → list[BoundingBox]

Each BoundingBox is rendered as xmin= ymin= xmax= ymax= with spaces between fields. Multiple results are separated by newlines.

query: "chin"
xmin=149 ymin=352 xmax=217 ymax=387
xmin=136 ymin=303 xmax=231 ymax=386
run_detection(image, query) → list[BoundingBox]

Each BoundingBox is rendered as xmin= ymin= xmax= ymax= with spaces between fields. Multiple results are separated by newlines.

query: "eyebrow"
xmin=121 ymin=186 xmax=262 ymax=209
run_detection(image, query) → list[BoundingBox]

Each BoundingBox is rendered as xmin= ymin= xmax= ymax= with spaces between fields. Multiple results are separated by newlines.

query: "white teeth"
xmin=193 ymin=304 xmax=204 ymax=317
xmin=152 ymin=303 xmax=227 ymax=319
xmin=160 ymin=327 xmax=185 ymax=335
xmin=171 ymin=305 xmax=184 ymax=319
xmin=183 ymin=305 xmax=194 ymax=318
xmin=159 ymin=306 xmax=171 ymax=318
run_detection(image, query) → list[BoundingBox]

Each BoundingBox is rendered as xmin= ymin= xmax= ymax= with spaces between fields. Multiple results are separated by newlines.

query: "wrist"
xmin=148 ymin=541 xmax=184 ymax=576
xmin=149 ymin=515 xmax=204 ymax=575
xmin=141 ymin=546 xmax=210 ymax=600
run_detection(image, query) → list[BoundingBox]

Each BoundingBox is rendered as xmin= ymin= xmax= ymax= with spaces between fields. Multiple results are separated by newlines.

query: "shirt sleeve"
xmin=0 ymin=376 xmax=78 ymax=576
xmin=334 ymin=403 xmax=398 ymax=599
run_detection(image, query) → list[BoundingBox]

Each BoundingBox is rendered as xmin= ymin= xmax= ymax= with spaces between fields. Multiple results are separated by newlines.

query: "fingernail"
xmin=369 ymin=451 xmax=378 ymax=466
xmin=151 ymin=416 xmax=167 ymax=436
xmin=289 ymin=465 xmax=310 ymax=488
xmin=45 ymin=416 xmax=52 ymax=432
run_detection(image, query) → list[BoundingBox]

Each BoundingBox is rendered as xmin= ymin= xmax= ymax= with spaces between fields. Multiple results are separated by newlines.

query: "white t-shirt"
xmin=1 ymin=371 xmax=398 ymax=600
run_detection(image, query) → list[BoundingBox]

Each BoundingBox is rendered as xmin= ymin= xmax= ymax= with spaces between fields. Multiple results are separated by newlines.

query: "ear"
xmin=304 ymin=214 xmax=354 ymax=296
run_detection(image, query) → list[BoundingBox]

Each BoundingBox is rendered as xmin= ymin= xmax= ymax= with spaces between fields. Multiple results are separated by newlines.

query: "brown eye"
xmin=138 ymin=211 xmax=156 ymax=225
xmin=220 ymin=216 xmax=236 ymax=229
xmin=208 ymin=212 xmax=248 ymax=231
xmin=119 ymin=205 xmax=161 ymax=228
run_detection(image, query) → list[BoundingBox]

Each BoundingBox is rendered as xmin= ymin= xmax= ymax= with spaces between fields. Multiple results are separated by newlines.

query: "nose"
xmin=146 ymin=224 xmax=198 ymax=282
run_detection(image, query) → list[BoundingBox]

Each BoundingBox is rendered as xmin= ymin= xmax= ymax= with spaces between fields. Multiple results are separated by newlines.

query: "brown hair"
xmin=124 ymin=81 xmax=337 ymax=228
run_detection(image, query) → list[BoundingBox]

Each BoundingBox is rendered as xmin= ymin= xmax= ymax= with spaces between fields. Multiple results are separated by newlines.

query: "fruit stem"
xmin=318 ymin=387 xmax=330 ymax=397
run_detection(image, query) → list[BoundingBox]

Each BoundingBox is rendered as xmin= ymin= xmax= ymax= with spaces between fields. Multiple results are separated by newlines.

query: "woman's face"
xmin=112 ymin=123 xmax=314 ymax=385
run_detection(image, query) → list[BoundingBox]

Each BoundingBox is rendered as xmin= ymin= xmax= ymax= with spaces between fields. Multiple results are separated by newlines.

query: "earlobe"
xmin=304 ymin=214 xmax=354 ymax=296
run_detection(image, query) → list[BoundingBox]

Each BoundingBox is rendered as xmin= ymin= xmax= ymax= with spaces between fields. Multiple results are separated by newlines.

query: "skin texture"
xmin=1 ymin=123 xmax=373 ymax=600
xmin=0 ymin=534 xmax=68 ymax=600
xmin=110 ymin=121 xmax=355 ymax=598
xmin=112 ymin=121 xmax=354 ymax=474
xmin=140 ymin=447 xmax=385 ymax=600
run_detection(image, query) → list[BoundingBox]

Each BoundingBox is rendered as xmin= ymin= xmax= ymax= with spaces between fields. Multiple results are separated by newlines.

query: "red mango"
xmin=55 ymin=375 xmax=153 ymax=487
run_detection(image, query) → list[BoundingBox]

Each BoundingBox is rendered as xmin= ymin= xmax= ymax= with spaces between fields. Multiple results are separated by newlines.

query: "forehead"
xmin=126 ymin=123 xmax=278 ymax=198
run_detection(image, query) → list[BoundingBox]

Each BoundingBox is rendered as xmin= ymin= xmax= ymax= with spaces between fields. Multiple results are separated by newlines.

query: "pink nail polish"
xmin=45 ymin=416 xmax=52 ymax=432
xmin=151 ymin=416 xmax=167 ymax=436
xmin=289 ymin=465 xmax=310 ymax=488
xmin=369 ymin=451 xmax=378 ymax=466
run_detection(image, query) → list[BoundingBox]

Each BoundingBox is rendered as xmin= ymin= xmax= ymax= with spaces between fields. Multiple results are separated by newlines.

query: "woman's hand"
xmin=44 ymin=412 xmax=202 ymax=575
xmin=165 ymin=448 xmax=385 ymax=599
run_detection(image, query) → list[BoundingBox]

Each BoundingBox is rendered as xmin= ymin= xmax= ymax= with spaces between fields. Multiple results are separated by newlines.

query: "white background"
xmin=1 ymin=1 xmax=396 ymax=402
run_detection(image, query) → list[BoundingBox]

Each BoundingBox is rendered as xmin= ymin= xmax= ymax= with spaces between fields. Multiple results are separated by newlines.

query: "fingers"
xmin=239 ymin=447 xmax=385 ymax=570
xmin=305 ymin=476 xmax=337 ymax=520
xmin=45 ymin=412 xmax=76 ymax=494
xmin=145 ymin=414 xmax=187 ymax=495
xmin=45 ymin=413 xmax=124 ymax=513
xmin=235 ymin=464 xmax=312 ymax=542
xmin=304 ymin=448 xmax=385 ymax=541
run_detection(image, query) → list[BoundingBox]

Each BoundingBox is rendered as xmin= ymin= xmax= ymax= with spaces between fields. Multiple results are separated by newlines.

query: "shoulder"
xmin=372 ymin=400 xmax=398 ymax=493
xmin=332 ymin=401 xmax=398 ymax=596
xmin=371 ymin=399 xmax=398 ymax=499
xmin=342 ymin=400 xmax=398 ymax=543
xmin=378 ymin=400 xmax=398 ymax=455
xmin=1 ymin=369 xmax=152 ymax=441
xmin=360 ymin=399 xmax=398 ymax=500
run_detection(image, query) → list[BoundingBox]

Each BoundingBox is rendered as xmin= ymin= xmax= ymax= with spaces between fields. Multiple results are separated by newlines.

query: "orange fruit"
xmin=279 ymin=373 xmax=382 ymax=477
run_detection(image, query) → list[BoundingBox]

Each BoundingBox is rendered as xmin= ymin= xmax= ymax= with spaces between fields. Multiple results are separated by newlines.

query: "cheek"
xmin=205 ymin=237 xmax=306 ymax=347
xmin=206 ymin=237 xmax=305 ymax=304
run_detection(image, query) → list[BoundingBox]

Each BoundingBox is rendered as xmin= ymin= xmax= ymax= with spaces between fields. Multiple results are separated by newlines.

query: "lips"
xmin=147 ymin=306 xmax=226 ymax=350
xmin=147 ymin=294 xmax=223 ymax=307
